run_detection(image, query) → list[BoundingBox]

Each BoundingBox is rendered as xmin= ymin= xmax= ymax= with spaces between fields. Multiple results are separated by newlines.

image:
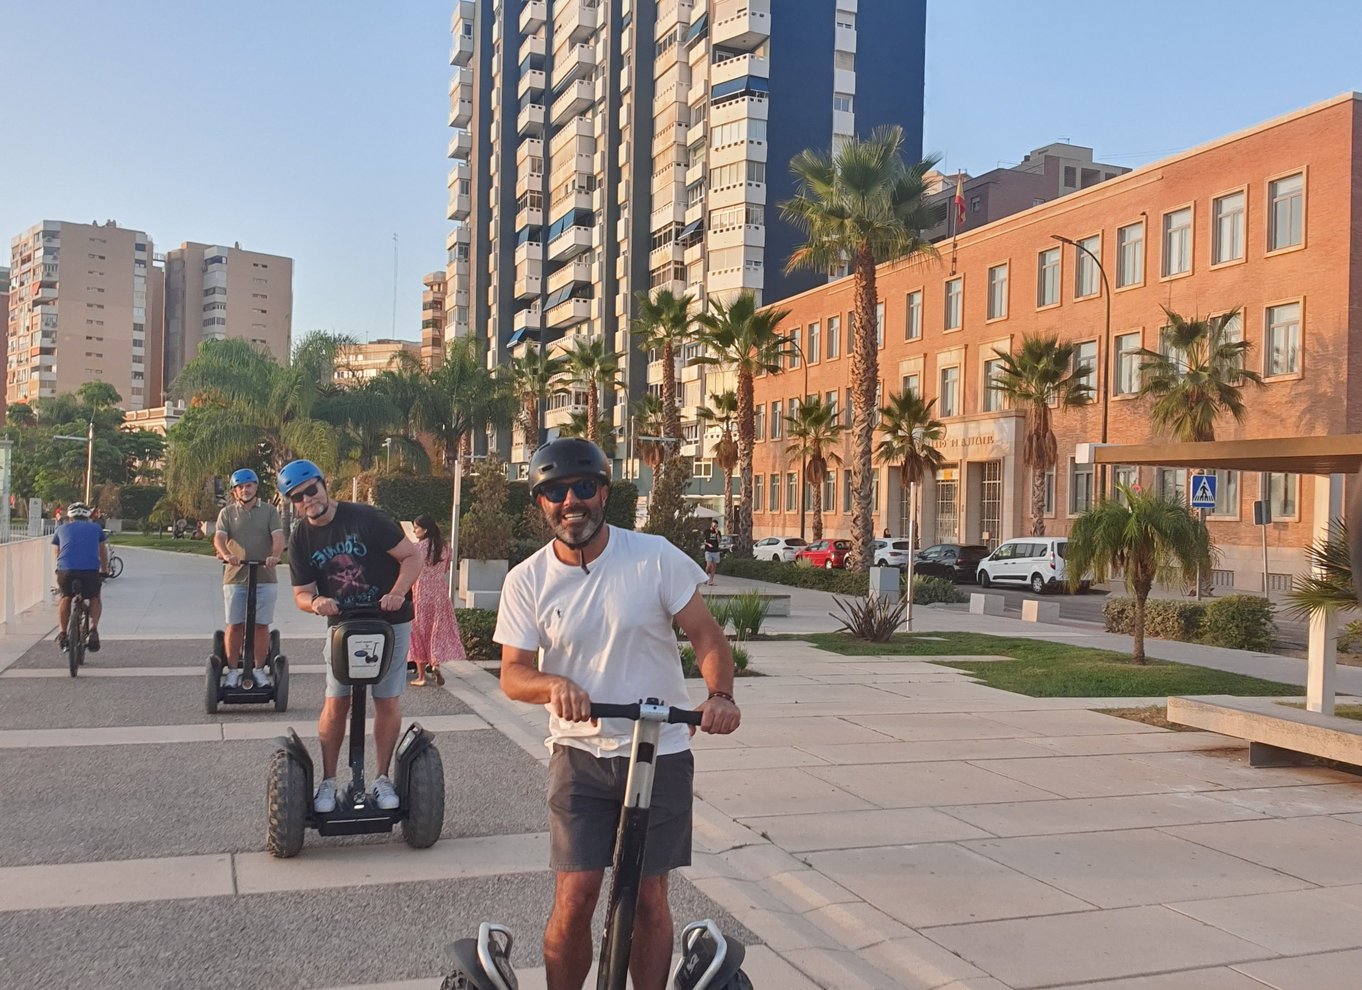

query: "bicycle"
xmin=104 ymin=550 xmax=124 ymax=579
xmin=65 ymin=577 xmax=92 ymax=678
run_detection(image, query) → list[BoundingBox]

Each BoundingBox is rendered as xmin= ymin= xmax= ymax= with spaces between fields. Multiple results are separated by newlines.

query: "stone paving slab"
xmin=1233 ymin=946 xmax=1362 ymax=990
xmin=695 ymin=766 xmax=875 ymax=818
xmin=798 ymin=737 xmax=1056 ymax=765
xmin=1125 ymin=746 xmax=1362 ymax=789
xmin=9 ymin=636 xmax=327 ymax=669
xmin=1053 ymin=970 xmax=1274 ymax=989
xmin=804 ymin=759 xmax=1063 ymax=808
xmin=1200 ymin=783 xmax=1362 ymax=817
xmin=1169 ymin=883 xmax=1362 ymax=956
xmin=844 ymin=711 xmax=1045 ymax=742
xmin=939 ymin=790 xmax=1270 ymax=838
xmin=970 ymin=753 xmax=1232 ymax=799
xmin=1021 ymin=730 xmax=1241 ymax=757
xmin=1163 ymin=816 xmax=1362 ymax=885
xmin=737 ymin=806 xmax=992 ymax=853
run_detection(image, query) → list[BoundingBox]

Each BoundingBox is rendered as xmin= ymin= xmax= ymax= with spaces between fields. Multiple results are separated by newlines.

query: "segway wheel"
xmin=205 ymin=656 xmax=222 ymax=714
xmin=212 ymin=630 xmax=226 ymax=662
xmin=272 ymin=656 xmax=289 ymax=712
xmin=266 ymin=749 xmax=308 ymax=858
xmin=269 ymin=629 xmax=281 ymax=661
xmin=402 ymin=744 xmax=446 ymax=849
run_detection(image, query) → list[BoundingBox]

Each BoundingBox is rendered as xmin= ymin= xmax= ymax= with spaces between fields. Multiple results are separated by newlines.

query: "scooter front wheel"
xmin=266 ymin=749 xmax=308 ymax=858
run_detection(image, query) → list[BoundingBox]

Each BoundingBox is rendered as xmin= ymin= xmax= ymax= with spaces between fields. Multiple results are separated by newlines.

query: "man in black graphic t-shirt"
xmin=281 ymin=458 xmax=421 ymax=815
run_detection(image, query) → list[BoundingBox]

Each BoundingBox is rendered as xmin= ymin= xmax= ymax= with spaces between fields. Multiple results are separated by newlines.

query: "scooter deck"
xmin=219 ymin=682 xmax=278 ymax=705
xmin=314 ymin=807 xmax=400 ymax=836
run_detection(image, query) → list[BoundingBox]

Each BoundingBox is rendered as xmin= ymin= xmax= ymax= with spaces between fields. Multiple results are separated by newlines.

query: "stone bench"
xmin=969 ymin=593 xmax=1005 ymax=616
xmin=701 ymin=592 xmax=791 ymax=617
xmin=461 ymin=589 xmax=502 ymax=611
xmin=1021 ymin=599 xmax=1061 ymax=623
xmin=1167 ymin=695 xmax=1362 ymax=768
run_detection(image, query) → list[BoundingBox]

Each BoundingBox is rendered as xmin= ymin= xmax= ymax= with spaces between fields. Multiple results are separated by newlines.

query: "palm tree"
xmin=781 ymin=125 xmax=944 ymax=570
xmin=504 ymin=345 xmax=565 ymax=451
xmin=1138 ymin=307 xmax=1263 ymax=443
xmin=1284 ymin=518 xmax=1353 ymax=619
xmin=989 ymin=334 xmax=1093 ymax=536
xmin=631 ymin=394 xmax=669 ymax=473
xmin=559 ymin=336 xmax=624 ymax=445
xmin=559 ymin=410 xmax=618 ymax=457
xmin=875 ymin=389 xmax=946 ymax=544
xmin=783 ymin=397 xmax=844 ymax=541
xmin=632 ymin=289 xmax=698 ymax=532
xmin=315 ymin=376 xmax=404 ymax=472
xmin=695 ymin=292 xmax=794 ymax=558
xmin=418 ymin=336 xmax=515 ymax=467
xmin=697 ymin=390 xmax=739 ymax=532
xmin=1065 ymin=485 xmax=1209 ymax=663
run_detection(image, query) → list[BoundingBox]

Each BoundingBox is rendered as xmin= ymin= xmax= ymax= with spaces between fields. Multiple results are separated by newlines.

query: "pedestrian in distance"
xmin=408 ymin=513 xmax=465 ymax=686
xmin=702 ymin=520 xmax=721 ymax=587
xmin=213 ymin=468 xmax=284 ymax=687
xmin=280 ymin=459 xmax=423 ymax=815
xmin=495 ymin=437 xmax=740 ymax=990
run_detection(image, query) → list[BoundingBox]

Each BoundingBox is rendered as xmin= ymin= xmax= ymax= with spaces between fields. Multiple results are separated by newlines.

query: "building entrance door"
xmin=935 ymin=473 xmax=959 ymax=544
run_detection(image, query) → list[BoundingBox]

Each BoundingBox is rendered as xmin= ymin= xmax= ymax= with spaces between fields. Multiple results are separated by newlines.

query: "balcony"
xmin=513 ymin=306 xmax=543 ymax=334
xmin=514 ymin=264 xmax=542 ymax=301
xmin=450 ymin=31 xmax=474 ymax=66
xmin=711 ymin=51 xmax=767 ymax=89
xmin=550 ymin=78 xmax=595 ymax=127
xmin=552 ymin=42 xmax=597 ymax=89
xmin=546 ymin=258 xmax=592 ymax=296
xmin=546 ymin=294 xmax=592 ymax=330
xmin=516 ymin=136 xmax=544 ymax=166
xmin=447 ymin=129 xmax=471 ymax=160
xmin=519 ymin=33 xmax=546 ymax=63
xmin=519 ymin=0 xmax=546 ymax=34
xmin=447 ymin=190 xmax=471 ymax=221
xmin=514 ymin=237 xmax=543 ymax=266
xmin=515 ymin=203 xmax=544 ymax=230
xmin=835 ymin=24 xmax=857 ymax=53
xmin=555 ymin=0 xmax=599 ymax=45
xmin=711 ymin=0 xmax=769 ymax=52
xmin=449 ymin=90 xmax=473 ymax=128
xmin=450 ymin=0 xmax=474 ymax=30
xmin=515 ymin=163 xmax=543 ymax=197
xmin=518 ymin=65 xmax=546 ymax=101
xmin=446 ymin=225 xmax=470 ymax=252
xmin=448 ymin=160 xmax=470 ymax=191
xmin=517 ymin=100 xmax=545 ymax=136
xmin=546 ymin=208 xmax=594 ymax=262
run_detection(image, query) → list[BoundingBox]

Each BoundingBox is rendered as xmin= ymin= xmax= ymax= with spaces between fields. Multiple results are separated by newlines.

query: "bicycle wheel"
xmin=67 ymin=603 xmax=84 ymax=676
xmin=107 ymin=554 xmax=123 ymax=579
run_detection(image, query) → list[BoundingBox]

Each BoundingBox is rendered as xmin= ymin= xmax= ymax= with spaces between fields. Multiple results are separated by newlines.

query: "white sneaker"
xmin=225 ymin=668 xmax=242 ymax=688
xmin=372 ymin=774 xmax=400 ymax=810
xmin=253 ymin=668 xmax=271 ymax=688
xmin=314 ymin=778 xmax=338 ymax=814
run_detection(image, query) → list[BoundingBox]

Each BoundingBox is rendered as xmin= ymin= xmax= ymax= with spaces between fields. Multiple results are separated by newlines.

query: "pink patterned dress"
xmin=408 ymin=540 xmax=465 ymax=668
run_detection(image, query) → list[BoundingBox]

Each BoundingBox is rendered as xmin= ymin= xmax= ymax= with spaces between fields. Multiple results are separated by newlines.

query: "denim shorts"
xmin=548 ymin=745 xmax=693 ymax=875
xmin=223 ymin=582 xmax=278 ymax=625
xmin=323 ymin=620 xmax=411 ymax=700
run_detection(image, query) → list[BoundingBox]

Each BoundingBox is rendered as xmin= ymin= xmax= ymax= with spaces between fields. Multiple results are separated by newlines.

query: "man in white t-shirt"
xmin=495 ymin=437 xmax=739 ymax=990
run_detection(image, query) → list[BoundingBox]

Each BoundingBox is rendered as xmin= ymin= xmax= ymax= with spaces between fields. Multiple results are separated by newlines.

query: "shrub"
xmin=605 ymin=480 xmax=638 ymax=530
xmin=1199 ymin=594 xmax=1276 ymax=652
xmin=679 ymin=643 xmax=749 ymax=676
xmin=716 ymin=556 xmax=875 ymax=595
xmin=912 ymin=575 xmax=968 ymax=605
xmin=374 ymin=475 xmax=454 ymax=523
xmin=1103 ymin=596 xmax=1205 ymax=641
xmin=726 ymin=590 xmax=770 ymax=640
xmin=459 ymin=460 xmax=516 ymax=561
xmin=831 ymin=594 xmax=907 ymax=642
xmin=455 ymin=608 xmax=498 ymax=664
xmin=1339 ymin=619 xmax=1362 ymax=654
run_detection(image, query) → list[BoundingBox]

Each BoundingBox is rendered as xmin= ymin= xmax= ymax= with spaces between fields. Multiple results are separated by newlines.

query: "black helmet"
xmin=527 ymin=438 xmax=610 ymax=495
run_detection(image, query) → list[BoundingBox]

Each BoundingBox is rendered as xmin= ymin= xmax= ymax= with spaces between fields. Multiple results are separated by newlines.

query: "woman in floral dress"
xmin=408 ymin=514 xmax=465 ymax=686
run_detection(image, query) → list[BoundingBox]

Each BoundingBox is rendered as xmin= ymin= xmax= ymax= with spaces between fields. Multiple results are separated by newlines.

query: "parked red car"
xmin=794 ymin=539 xmax=851 ymax=569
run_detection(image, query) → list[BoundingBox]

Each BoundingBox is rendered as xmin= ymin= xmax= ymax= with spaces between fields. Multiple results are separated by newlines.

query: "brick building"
xmin=749 ymin=92 xmax=1362 ymax=590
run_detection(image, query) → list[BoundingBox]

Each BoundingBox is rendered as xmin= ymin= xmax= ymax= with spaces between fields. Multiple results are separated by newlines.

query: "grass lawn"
xmin=109 ymin=533 xmax=221 ymax=556
xmin=1281 ymin=702 xmax=1362 ymax=722
xmin=804 ymin=631 xmax=1301 ymax=698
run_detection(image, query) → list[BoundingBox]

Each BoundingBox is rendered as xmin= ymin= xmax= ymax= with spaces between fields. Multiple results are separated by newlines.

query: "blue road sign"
xmin=1190 ymin=473 xmax=1218 ymax=509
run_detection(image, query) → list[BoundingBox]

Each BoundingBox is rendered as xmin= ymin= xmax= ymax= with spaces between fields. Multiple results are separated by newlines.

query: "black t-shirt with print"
xmin=288 ymin=501 xmax=414 ymax=625
xmin=703 ymin=530 xmax=720 ymax=553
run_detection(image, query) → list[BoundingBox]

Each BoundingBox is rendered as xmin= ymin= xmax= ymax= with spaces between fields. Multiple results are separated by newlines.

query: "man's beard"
xmin=549 ymin=500 xmax=604 ymax=547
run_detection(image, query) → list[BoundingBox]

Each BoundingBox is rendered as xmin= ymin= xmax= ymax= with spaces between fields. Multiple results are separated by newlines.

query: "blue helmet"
xmin=278 ymin=459 xmax=325 ymax=496
xmin=230 ymin=468 xmax=259 ymax=487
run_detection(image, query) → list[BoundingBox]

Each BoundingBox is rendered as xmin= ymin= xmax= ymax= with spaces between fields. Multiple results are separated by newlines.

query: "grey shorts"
xmin=548 ymin=745 xmax=694 ymax=875
xmin=223 ymin=582 xmax=278 ymax=625
xmin=323 ymin=621 xmax=411 ymax=700
xmin=704 ymin=551 xmax=721 ymax=565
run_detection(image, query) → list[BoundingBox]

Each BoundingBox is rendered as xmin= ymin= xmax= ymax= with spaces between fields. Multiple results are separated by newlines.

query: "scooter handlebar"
xmin=589 ymin=701 xmax=703 ymax=726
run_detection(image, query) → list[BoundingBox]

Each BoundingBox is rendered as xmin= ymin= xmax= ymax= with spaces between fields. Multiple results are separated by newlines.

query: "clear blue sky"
xmin=3 ymin=1 xmax=1360 ymax=345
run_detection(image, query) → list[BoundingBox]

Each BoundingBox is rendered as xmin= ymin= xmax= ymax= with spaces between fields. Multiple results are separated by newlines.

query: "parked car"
xmin=718 ymin=534 xmax=734 ymax=555
xmin=752 ymin=536 xmax=808 ymax=562
xmin=913 ymin=543 xmax=990 ymax=583
xmin=794 ymin=539 xmax=851 ymax=569
xmin=975 ymin=537 xmax=1087 ymax=593
xmin=873 ymin=539 xmax=913 ymax=570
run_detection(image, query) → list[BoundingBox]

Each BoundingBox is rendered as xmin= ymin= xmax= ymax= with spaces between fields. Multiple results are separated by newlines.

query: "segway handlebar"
xmin=590 ymin=701 xmax=703 ymax=726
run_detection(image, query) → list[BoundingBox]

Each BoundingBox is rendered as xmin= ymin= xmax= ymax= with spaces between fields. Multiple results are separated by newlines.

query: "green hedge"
xmin=455 ymin=608 xmax=498 ymax=664
xmin=715 ymin=556 xmax=968 ymax=604
xmin=605 ymin=481 xmax=638 ymax=530
xmin=375 ymin=476 xmax=454 ymax=523
xmin=1103 ymin=594 xmax=1277 ymax=651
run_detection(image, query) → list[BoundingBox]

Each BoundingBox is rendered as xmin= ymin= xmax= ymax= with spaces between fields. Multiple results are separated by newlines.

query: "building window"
xmin=843 ymin=469 xmax=853 ymax=513
xmin=1074 ymin=235 xmax=1101 ymax=298
xmin=1074 ymin=340 xmax=1098 ymax=395
xmin=786 ymin=472 xmax=798 ymax=512
xmin=1037 ymin=247 xmax=1060 ymax=307
xmin=770 ymin=401 xmax=782 ymax=439
xmin=905 ymin=290 xmax=922 ymax=340
xmin=824 ymin=470 xmax=836 ymax=509
xmin=987 ymin=264 xmax=1008 ymax=320
xmin=825 ymin=390 xmax=837 ymax=420
xmin=833 ymin=92 xmax=853 ymax=113
xmin=1212 ymin=191 xmax=1245 ymax=265
xmin=1043 ymin=467 xmax=1056 ymax=516
xmin=1162 ymin=207 xmax=1192 ymax=277
xmin=1267 ymin=472 xmax=1298 ymax=520
xmin=1268 ymin=172 xmax=1304 ymax=251
xmin=1114 ymin=331 xmax=1142 ymax=395
xmin=827 ymin=315 xmax=840 ymax=358
xmin=807 ymin=321 xmax=820 ymax=363
xmin=768 ymin=473 xmax=779 ymax=512
xmin=875 ymin=302 xmax=885 ymax=348
xmin=752 ymin=475 xmax=763 ymax=512
xmin=1265 ymin=302 xmax=1301 ymax=376
xmin=1113 ymin=465 xmax=1139 ymax=499
xmin=1070 ymin=461 xmax=1094 ymax=514
xmin=939 ymin=365 xmax=959 ymax=417
xmin=844 ymin=387 xmax=853 ymax=427
xmin=1116 ymin=222 xmax=1144 ymax=287
xmin=788 ymin=327 xmax=800 ymax=369
xmin=753 ymin=403 xmax=765 ymax=441
xmin=1157 ymin=468 xmax=1187 ymax=503
xmin=901 ymin=372 xmax=920 ymax=397
xmin=944 ymin=278 xmax=962 ymax=331
xmin=982 ymin=357 xmax=1005 ymax=412
xmin=1207 ymin=469 xmax=1240 ymax=518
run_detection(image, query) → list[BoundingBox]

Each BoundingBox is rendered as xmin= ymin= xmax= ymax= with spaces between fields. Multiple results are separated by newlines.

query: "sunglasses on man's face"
xmin=288 ymin=482 xmax=322 ymax=503
xmin=540 ymin=478 xmax=602 ymax=504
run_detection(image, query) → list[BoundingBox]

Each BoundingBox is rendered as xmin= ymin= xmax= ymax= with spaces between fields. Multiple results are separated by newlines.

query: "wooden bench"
xmin=1167 ymin=695 xmax=1362 ymax=767
xmin=700 ymin=592 xmax=791 ymax=617
xmin=969 ymin=593 xmax=1005 ymax=616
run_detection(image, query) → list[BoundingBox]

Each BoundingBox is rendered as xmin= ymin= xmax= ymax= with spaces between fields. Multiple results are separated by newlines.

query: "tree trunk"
xmin=810 ymin=468 xmax=824 ymax=541
xmin=1031 ymin=465 xmax=1047 ymax=536
xmin=586 ymin=386 xmax=599 ymax=443
xmin=847 ymin=242 xmax=879 ymax=571
xmin=1132 ymin=588 xmax=1148 ymax=664
xmin=722 ymin=467 xmax=734 ymax=534
xmin=735 ymin=372 xmax=754 ymax=557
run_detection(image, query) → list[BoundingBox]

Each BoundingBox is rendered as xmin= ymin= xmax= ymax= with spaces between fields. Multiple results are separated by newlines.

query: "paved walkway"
xmin=3 ymin=547 xmax=1362 ymax=988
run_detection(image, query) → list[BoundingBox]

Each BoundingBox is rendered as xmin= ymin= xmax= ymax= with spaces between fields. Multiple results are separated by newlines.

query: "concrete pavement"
xmin=3 ymin=547 xmax=1362 ymax=987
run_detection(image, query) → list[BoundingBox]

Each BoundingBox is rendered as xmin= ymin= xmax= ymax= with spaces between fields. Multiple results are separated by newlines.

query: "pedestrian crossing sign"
xmin=1190 ymin=473 xmax=1218 ymax=509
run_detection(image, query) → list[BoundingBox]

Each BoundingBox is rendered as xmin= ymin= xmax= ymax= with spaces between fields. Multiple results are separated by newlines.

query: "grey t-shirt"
xmin=215 ymin=501 xmax=283 ymax=584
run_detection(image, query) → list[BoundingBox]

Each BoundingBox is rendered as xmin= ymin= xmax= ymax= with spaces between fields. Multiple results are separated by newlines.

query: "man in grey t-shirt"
xmin=213 ymin=469 xmax=284 ymax=687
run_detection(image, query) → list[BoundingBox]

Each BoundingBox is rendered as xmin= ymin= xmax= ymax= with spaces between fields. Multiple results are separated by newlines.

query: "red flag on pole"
xmin=953 ymin=175 xmax=966 ymax=230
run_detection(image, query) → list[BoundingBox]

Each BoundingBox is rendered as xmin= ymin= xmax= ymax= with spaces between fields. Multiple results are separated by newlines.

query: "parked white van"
xmin=975 ymin=537 xmax=1086 ymax=594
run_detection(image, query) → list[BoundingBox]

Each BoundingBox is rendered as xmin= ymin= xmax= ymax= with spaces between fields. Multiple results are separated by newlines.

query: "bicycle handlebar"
xmin=589 ymin=701 xmax=703 ymax=726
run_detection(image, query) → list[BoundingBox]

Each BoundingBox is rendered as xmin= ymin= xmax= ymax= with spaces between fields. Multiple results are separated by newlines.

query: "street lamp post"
xmin=1052 ymin=235 xmax=1112 ymax=498
xmin=53 ymin=419 xmax=95 ymax=504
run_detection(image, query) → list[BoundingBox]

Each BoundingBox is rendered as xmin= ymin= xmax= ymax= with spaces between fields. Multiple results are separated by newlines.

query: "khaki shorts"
xmin=548 ymin=745 xmax=694 ymax=875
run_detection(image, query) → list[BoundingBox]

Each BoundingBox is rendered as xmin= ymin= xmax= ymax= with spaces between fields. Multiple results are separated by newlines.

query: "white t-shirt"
xmin=494 ymin=526 xmax=707 ymax=757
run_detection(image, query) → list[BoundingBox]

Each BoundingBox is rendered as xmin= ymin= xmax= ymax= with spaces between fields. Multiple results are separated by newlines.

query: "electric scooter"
xmin=441 ymin=699 xmax=752 ymax=990
xmin=265 ymin=608 xmax=444 ymax=858
xmin=205 ymin=560 xmax=289 ymax=714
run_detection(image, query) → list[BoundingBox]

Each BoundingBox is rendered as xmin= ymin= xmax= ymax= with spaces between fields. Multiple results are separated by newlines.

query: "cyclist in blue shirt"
xmin=53 ymin=502 xmax=109 ymax=653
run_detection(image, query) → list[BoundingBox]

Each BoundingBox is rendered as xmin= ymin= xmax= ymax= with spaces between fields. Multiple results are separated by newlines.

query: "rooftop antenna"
xmin=391 ymin=233 xmax=399 ymax=341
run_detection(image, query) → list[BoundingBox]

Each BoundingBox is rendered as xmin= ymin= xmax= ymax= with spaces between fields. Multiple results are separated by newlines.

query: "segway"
xmin=205 ymin=560 xmax=289 ymax=714
xmin=265 ymin=608 xmax=445 ymax=858
xmin=441 ymin=700 xmax=752 ymax=990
